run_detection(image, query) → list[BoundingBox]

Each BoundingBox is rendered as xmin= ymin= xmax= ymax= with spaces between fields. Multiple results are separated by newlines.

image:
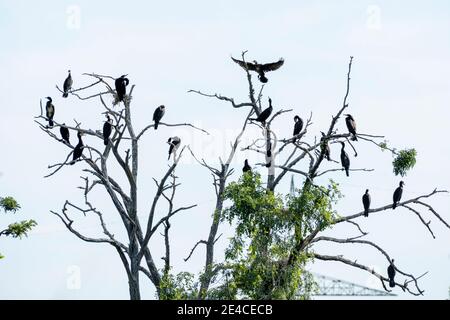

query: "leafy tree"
xmin=186 ymin=54 xmax=449 ymax=299
xmin=0 ymin=196 xmax=37 ymax=259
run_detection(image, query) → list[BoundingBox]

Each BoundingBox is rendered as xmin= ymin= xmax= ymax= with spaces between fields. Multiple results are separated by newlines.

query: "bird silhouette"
xmin=231 ymin=57 xmax=284 ymax=83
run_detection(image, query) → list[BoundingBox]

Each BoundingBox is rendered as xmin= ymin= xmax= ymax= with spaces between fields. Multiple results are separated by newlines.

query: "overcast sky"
xmin=1 ymin=0 xmax=449 ymax=299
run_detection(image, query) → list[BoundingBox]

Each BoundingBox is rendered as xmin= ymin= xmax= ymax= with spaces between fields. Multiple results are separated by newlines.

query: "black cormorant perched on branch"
xmin=60 ymin=123 xmax=70 ymax=145
xmin=103 ymin=115 xmax=113 ymax=145
xmin=243 ymin=159 xmax=251 ymax=173
xmin=362 ymin=189 xmax=371 ymax=217
xmin=231 ymin=57 xmax=284 ymax=83
xmin=71 ymin=131 xmax=84 ymax=165
xmin=293 ymin=115 xmax=303 ymax=139
xmin=340 ymin=141 xmax=350 ymax=176
xmin=62 ymin=70 xmax=72 ymax=98
xmin=393 ymin=181 xmax=404 ymax=209
xmin=320 ymin=132 xmax=331 ymax=161
xmin=387 ymin=259 xmax=396 ymax=288
xmin=345 ymin=114 xmax=358 ymax=141
xmin=250 ymin=98 xmax=273 ymax=124
xmin=167 ymin=136 xmax=181 ymax=161
xmin=45 ymin=97 xmax=55 ymax=127
xmin=115 ymin=75 xmax=129 ymax=102
xmin=153 ymin=105 xmax=165 ymax=130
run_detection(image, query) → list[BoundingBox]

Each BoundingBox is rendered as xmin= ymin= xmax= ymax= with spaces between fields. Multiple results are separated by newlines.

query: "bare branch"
xmin=184 ymin=240 xmax=207 ymax=262
xmin=188 ymin=89 xmax=253 ymax=109
xmin=403 ymin=205 xmax=435 ymax=239
xmin=137 ymin=122 xmax=209 ymax=140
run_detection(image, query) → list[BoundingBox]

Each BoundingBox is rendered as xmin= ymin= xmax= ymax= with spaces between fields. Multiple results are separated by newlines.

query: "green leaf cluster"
xmin=393 ymin=148 xmax=417 ymax=177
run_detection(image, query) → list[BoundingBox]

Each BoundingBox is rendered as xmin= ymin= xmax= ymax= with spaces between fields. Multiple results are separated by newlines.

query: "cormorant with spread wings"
xmin=231 ymin=57 xmax=284 ymax=83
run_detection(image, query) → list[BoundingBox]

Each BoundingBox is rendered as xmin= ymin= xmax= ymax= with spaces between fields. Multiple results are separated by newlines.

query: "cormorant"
xmin=71 ymin=131 xmax=84 ymax=165
xmin=115 ymin=75 xmax=129 ymax=102
xmin=293 ymin=115 xmax=304 ymax=139
xmin=387 ymin=259 xmax=396 ymax=288
xmin=392 ymin=181 xmax=404 ymax=209
xmin=45 ymin=97 xmax=55 ymax=127
xmin=167 ymin=136 xmax=181 ymax=160
xmin=60 ymin=123 xmax=70 ymax=145
xmin=103 ymin=115 xmax=113 ymax=145
xmin=340 ymin=141 xmax=350 ymax=176
xmin=250 ymin=98 xmax=273 ymax=124
xmin=320 ymin=132 xmax=331 ymax=161
xmin=62 ymin=70 xmax=73 ymax=98
xmin=231 ymin=57 xmax=284 ymax=83
xmin=153 ymin=105 xmax=165 ymax=130
xmin=345 ymin=114 xmax=358 ymax=141
xmin=243 ymin=159 xmax=251 ymax=173
xmin=362 ymin=189 xmax=371 ymax=217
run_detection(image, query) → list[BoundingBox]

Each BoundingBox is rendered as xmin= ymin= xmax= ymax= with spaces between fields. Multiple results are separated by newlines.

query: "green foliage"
xmin=0 ymin=196 xmax=21 ymax=213
xmin=379 ymin=141 xmax=388 ymax=151
xmin=1 ymin=195 xmax=36 ymax=260
xmin=393 ymin=148 xmax=417 ymax=177
xmin=218 ymin=173 xmax=342 ymax=299
xmin=4 ymin=220 xmax=37 ymax=238
xmin=159 ymin=271 xmax=198 ymax=300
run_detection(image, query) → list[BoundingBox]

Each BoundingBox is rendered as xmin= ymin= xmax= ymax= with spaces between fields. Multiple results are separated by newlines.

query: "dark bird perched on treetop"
xmin=167 ymin=136 xmax=181 ymax=161
xmin=62 ymin=70 xmax=73 ymax=98
xmin=60 ymin=123 xmax=70 ymax=145
xmin=45 ymin=97 xmax=55 ymax=128
xmin=293 ymin=115 xmax=304 ymax=140
xmin=393 ymin=181 xmax=404 ymax=209
xmin=231 ymin=57 xmax=284 ymax=83
xmin=71 ymin=131 xmax=84 ymax=165
xmin=250 ymin=97 xmax=273 ymax=124
xmin=340 ymin=141 xmax=350 ymax=177
xmin=320 ymin=132 xmax=331 ymax=161
xmin=115 ymin=75 xmax=129 ymax=103
xmin=242 ymin=159 xmax=251 ymax=173
xmin=153 ymin=105 xmax=165 ymax=130
xmin=345 ymin=114 xmax=358 ymax=141
xmin=387 ymin=259 xmax=396 ymax=288
xmin=103 ymin=115 xmax=113 ymax=146
xmin=362 ymin=189 xmax=371 ymax=217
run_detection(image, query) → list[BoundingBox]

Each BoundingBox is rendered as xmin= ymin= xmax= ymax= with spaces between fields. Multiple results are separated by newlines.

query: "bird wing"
xmin=153 ymin=108 xmax=160 ymax=121
xmin=351 ymin=119 xmax=356 ymax=131
xmin=63 ymin=76 xmax=72 ymax=90
xmin=261 ymin=58 xmax=284 ymax=72
xmin=294 ymin=119 xmax=303 ymax=135
xmin=231 ymin=57 xmax=257 ymax=71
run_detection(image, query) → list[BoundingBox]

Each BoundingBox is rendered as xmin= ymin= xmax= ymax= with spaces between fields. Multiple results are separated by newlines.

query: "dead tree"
xmin=188 ymin=53 xmax=449 ymax=297
xmin=35 ymin=73 xmax=206 ymax=299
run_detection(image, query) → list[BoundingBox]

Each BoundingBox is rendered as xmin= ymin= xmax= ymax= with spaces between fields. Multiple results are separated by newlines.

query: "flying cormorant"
xmin=231 ymin=57 xmax=284 ymax=83
xmin=345 ymin=114 xmax=358 ymax=141
xmin=167 ymin=136 xmax=181 ymax=160
xmin=45 ymin=97 xmax=55 ymax=127
xmin=392 ymin=181 xmax=404 ymax=209
xmin=153 ymin=105 xmax=165 ymax=130
xmin=362 ymin=189 xmax=371 ymax=217
xmin=103 ymin=115 xmax=113 ymax=145
xmin=340 ymin=141 xmax=350 ymax=177
xmin=62 ymin=70 xmax=73 ymax=98
xmin=115 ymin=75 xmax=129 ymax=102
xmin=60 ymin=123 xmax=70 ymax=145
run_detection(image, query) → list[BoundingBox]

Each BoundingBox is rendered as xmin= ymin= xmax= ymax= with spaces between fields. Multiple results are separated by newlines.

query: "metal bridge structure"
xmin=312 ymin=273 xmax=396 ymax=296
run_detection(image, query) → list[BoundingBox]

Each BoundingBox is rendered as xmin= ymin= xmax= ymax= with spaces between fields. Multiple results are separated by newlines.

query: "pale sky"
xmin=1 ymin=0 xmax=449 ymax=299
